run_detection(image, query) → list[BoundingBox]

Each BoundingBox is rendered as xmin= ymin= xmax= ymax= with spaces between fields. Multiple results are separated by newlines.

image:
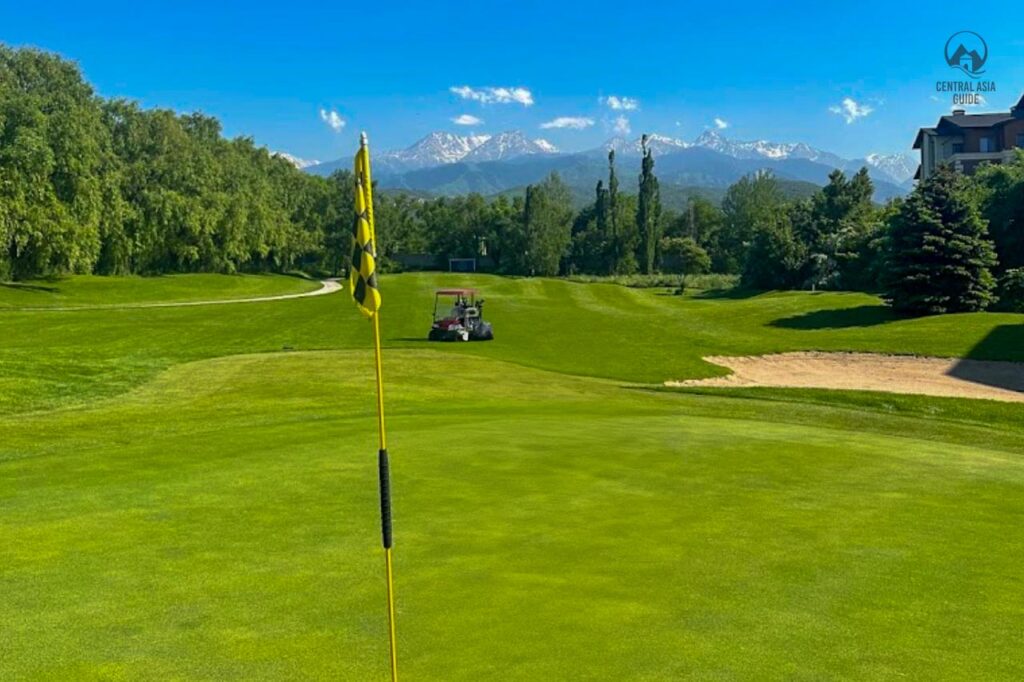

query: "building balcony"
xmin=947 ymin=150 xmax=1017 ymax=175
xmin=949 ymin=151 xmax=1016 ymax=163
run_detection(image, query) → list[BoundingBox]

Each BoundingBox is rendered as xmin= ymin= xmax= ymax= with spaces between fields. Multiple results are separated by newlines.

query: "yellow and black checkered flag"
xmin=351 ymin=135 xmax=382 ymax=316
xmin=349 ymin=133 xmax=398 ymax=680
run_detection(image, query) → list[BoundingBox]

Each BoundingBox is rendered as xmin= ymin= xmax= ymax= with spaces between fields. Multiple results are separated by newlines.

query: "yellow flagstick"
xmin=353 ymin=132 xmax=398 ymax=681
xmin=373 ymin=300 xmax=399 ymax=682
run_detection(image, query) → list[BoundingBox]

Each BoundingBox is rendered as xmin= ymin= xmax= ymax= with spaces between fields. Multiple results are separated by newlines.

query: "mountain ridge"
xmin=305 ymin=129 xmax=916 ymax=203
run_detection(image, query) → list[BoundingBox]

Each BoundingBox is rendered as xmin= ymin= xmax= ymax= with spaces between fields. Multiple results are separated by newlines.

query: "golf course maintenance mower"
xmin=428 ymin=288 xmax=494 ymax=342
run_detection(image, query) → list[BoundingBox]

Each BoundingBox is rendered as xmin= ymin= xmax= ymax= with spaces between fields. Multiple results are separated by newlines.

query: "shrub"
xmin=563 ymin=272 xmax=739 ymax=293
xmin=995 ymin=268 xmax=1024 ymax=312
xmin=741 ymin=222 xmax=807 ymax=290
xmin=660 ymin=236 xmax=711 ymax=275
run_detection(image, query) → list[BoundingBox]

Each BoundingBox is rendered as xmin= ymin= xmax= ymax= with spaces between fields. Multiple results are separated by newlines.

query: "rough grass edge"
xmin=565 ymin=273 xmax=739 ymax=290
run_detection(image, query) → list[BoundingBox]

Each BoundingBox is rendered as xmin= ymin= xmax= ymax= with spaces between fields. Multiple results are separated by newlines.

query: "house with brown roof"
xmin=913 ymin=92 xmax=1024 ymax=181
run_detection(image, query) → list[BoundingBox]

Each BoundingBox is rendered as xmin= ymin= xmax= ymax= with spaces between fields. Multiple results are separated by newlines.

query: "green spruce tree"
xmin=885 ymin=164 xmax=997 ymax=315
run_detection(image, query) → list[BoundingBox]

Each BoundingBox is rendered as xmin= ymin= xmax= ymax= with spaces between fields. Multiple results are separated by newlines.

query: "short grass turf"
xmin=0 ymin=273 xmax=319 ymax=309
xmin=3 ymin=272 xmax=1023 ymax=415
xmin=2 ymin=273 xmax=1024 ymax=679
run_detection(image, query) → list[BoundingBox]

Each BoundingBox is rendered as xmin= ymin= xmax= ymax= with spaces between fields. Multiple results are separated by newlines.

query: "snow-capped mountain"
xmin=533 ymin=138 xmax=559 ymax=154
xmin=864 ymin=152 xmax=917 ymax=184
xmin=378 ymin=131 xmax=492 ymax=171
xmin=686 ymin=131 xmax=920 ymax=186
xmin=596 ymin=134 xmax=689 ymax=157
xmin=359 ymin=130 xmax=556 ymax=171
xmin=461 ymin=130 xmax=558 ymax=162
xmin=305 ymin=130 xmax=552 ymax=177
xmin=595 ymin=137 xmax=633 ymax=156
xmin=274 ymin=151 xmax=319 ymax=169
xmin=692 ymin=130 xmax=845 ymax=167
xmin=693 ymin=129 xmax=757 ymax=157
xmin=640 ymin=134 xmax=690 ymax=156
xmin=305 ymin=127 xmax=915 ymax=201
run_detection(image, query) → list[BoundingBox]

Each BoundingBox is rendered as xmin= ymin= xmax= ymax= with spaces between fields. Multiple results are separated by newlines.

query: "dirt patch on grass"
xmin=668 ymin=352 xmax=1024 ymax=403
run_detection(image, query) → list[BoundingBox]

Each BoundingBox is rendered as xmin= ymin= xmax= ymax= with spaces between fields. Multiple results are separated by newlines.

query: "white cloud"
xmin=450 ymin=85 xmax=534 ymax=106
xmin=601 ymin=95 xmax=639 ymax=111
xmin=829 ymin=97 xmax=874 ymax=124
xmin=958 ymin=95 xmax=987 ymax=109
xmin=613 ymin=115 xmax=631 ymax=135
xmin=452 ymin=114 xmax=483 ymax=126
xmin=540 ymin=116 xmax=595 ymax=130
xmin=713 ymin=117 xmax=729 ymax=130
xmin=319 ymin=108 xmax=345 ymax=133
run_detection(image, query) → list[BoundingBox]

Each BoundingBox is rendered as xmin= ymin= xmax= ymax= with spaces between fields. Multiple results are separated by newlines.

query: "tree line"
xmin=3 ymin=45 xmax=1023 ymax=316
xmin=369 ymin=140 xmax=1024 ymax=316
xmin=1 ymin=46 xmax=352 ymax=280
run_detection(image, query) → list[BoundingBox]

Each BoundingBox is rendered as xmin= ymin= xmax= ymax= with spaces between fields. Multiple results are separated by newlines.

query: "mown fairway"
xmin=0 ymin=273 xmax=320 ymax=309
xmin=3 ymin=274 xmax=1024 ymax=679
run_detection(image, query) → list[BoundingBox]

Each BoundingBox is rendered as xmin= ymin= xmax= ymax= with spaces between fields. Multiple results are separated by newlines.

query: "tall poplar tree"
xmin=636 ymin=134 xmax=663 ymax=274
xmin=605 ymin=149 xmax=638 ymax=274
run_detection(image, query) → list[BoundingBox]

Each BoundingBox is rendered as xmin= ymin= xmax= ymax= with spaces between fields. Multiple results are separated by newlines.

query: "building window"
xmin=980 ymin=136 xmax=996 ymax=153
xmin=952 ymin=143 xmax=964 ymax=154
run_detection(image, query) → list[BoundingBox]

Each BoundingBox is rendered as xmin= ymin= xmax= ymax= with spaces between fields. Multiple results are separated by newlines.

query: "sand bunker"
xmin=668 ymin=352 xmax=1024 ymax=403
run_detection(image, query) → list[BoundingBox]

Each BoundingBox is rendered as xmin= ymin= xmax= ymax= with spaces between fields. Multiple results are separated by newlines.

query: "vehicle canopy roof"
xmin=434 ymin=288 xmax=477 ymax=296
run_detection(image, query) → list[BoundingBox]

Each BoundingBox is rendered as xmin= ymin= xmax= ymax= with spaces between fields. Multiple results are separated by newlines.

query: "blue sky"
xmin=5 ymin=1 xmax=1024 ymax=162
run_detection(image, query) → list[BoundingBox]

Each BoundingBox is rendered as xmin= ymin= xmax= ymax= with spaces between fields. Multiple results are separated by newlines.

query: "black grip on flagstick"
xmin=378 ymin=448 xmax=393 ymax=549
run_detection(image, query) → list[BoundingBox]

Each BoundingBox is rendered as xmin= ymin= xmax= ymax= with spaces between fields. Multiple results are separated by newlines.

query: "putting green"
xmin=2 ymin=274 xmax=1024 ymax=679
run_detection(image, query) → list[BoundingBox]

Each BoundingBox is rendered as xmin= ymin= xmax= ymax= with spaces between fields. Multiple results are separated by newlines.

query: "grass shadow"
xmin=770 ymin=305 xmax=896 ymax=330
xmin=947 ymin=325 xmax=1024 ymax=394
xmin=961 ymin=324 xmax=1024 ymax=362
xmin=0 ymin=282 xmax=60 ymax=294
xmin=691 ymin=287 xmax=761 ymax=300
xmin=278 ymin=270 xmax=322 ymax=282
